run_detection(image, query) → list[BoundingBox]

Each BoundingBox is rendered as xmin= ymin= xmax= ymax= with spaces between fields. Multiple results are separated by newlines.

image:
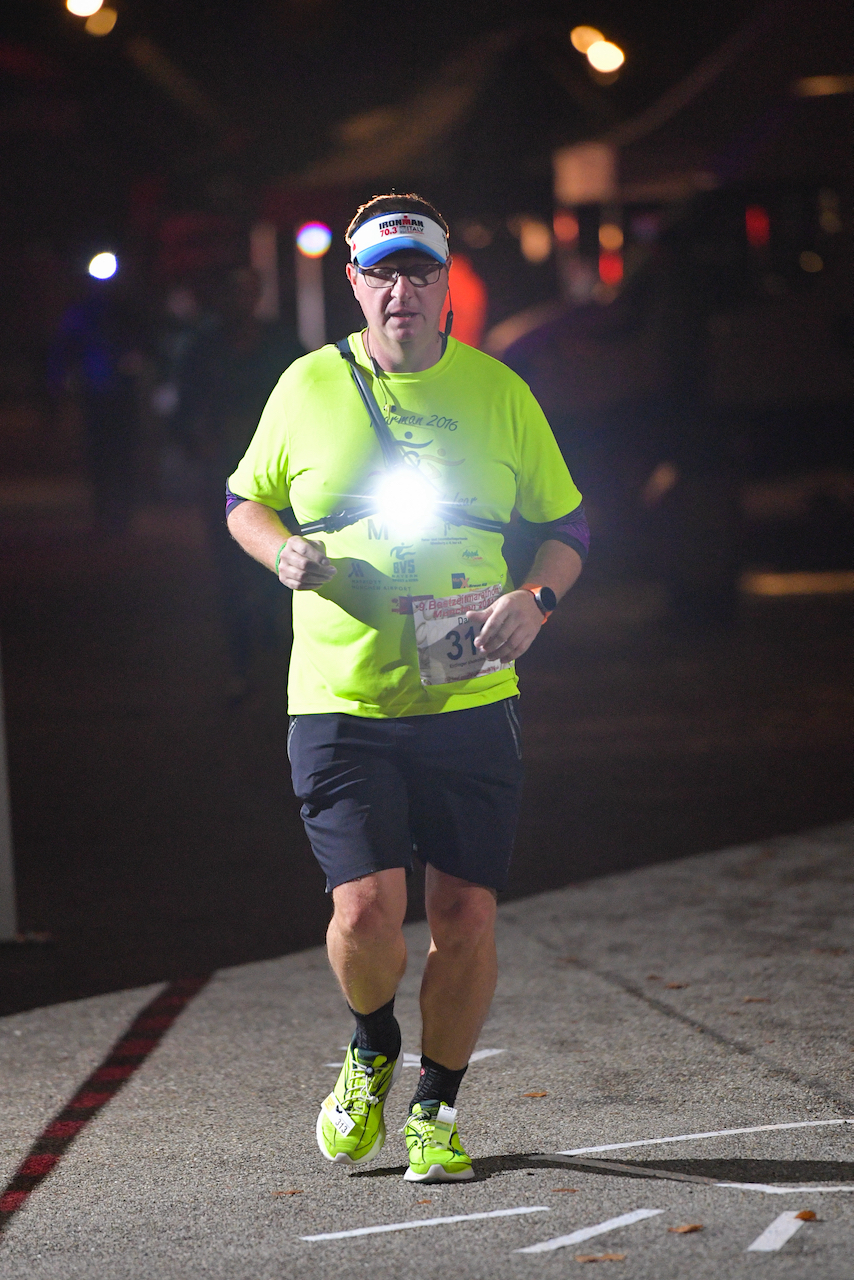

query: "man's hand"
xmin=466 ymin=590 xmax=542 ymax=662
xmin=277 ymin=536 xmax=337 ymax=590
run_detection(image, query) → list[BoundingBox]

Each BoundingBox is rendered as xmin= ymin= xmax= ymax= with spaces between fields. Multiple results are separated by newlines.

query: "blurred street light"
xmin=799 ymin=251 xmax=823 ymax=273
xmin=586 ymin=41 xmax=625 ymax=73
xmin=570 ymin=26 xmax=604 ymax=54
xmin=296 ymin=222 xmax=333 ymax=258
xmin=88 ymin=251 xmax=117 ymax=279
xmin=85 ymin=7 xmax=117 ymax=35
xmin=598 ymin=222 xmax=624 ymax=251
xmin=518 ymin=217 xmax=552 ymax=263
xmin=745 ymin=205 xmax=770 ymax=249
xmin=295 ymin=222 xmax=332 ymax=350
xmin=553 ymin=211 xmax=579 ymax=245
xmin=67 ymin=0 xmax=103 ymax=16
xmin=793 ymin=75 xmax=854 ymax=97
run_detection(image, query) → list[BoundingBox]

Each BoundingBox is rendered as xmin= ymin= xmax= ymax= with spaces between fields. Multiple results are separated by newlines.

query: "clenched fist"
xmin=277 ymin=537 xmax=337 ymax=590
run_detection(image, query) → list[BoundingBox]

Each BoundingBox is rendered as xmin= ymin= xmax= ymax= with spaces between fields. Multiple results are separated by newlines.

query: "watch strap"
xmin=520 ymin=582 xmax=552 ymax=623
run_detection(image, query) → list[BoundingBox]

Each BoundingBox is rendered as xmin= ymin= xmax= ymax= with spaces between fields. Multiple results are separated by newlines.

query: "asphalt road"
xmin=0 ymin=821 xmax=852 ymax=1278
xmin=0 ymin=504 xmax=851 ymax=1013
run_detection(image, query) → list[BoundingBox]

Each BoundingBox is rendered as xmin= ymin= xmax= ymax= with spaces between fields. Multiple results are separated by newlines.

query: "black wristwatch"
xmin=520 ymin=583 xmax=557 ymax=621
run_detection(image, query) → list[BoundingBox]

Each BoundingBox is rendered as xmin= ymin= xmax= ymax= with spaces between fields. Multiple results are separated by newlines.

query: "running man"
xmin=226 ymin=193 xmax=588 ymax=1182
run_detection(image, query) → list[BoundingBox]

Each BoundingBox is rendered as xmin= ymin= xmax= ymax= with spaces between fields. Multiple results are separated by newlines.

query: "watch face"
xmin=539 ymin=586 xmax=557 ymax=613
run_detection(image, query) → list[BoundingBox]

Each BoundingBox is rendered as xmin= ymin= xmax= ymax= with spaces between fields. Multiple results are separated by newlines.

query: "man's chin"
xmin=384 ymin=316 xmax=424 ymax=342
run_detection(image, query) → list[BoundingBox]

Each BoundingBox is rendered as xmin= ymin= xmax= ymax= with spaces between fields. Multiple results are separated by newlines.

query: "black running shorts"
xmin=288 ymin=699 xmax=524 ymax=893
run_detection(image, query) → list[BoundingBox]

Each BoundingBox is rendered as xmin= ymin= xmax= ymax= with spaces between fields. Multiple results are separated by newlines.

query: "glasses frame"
xmin=355 ymin=262 xmax=446 ymax=289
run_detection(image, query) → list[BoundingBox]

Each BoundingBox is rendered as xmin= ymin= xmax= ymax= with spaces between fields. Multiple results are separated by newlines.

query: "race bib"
xmin=413 ymin=584 xmax=509 ymax=686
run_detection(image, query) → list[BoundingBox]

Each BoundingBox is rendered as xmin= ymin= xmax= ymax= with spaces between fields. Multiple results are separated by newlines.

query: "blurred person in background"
xmin=176 ymin=267 xmax=303 ymax=699
xmin=48 ymin=269 xmax=149 ymax=534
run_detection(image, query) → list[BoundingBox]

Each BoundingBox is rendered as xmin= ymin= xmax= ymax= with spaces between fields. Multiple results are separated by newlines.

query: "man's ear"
xmin=345 ymin=262 xmax=358 ymax=292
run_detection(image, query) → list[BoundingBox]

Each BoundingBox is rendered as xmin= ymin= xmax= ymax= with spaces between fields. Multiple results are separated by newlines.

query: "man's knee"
xmin=330 ymin=870 xmax=406 ymax=941
xmin=426 ymin=875 xmax=497 ymax=951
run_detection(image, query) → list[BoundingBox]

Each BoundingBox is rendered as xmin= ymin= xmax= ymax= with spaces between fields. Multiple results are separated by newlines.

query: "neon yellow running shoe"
xmin=403 ymin=1103 xmax=474 ymax=1182
xmin=316 ymin=1043 xmax=401 ymax=1166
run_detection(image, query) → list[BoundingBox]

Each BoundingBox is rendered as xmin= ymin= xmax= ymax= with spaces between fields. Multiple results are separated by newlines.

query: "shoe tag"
xmin=322 ymin=1094 xmax=355 ymax=1137
xmin=432 ymin=1104 xmax=457 ymax=1149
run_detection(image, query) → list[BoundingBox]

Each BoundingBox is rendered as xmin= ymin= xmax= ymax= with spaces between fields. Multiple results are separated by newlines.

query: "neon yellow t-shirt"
xmin=228 ymin=332 xmax=582 ymax=717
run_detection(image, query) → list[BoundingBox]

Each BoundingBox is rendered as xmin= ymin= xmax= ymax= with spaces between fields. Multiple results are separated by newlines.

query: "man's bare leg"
xmin=420 ymin=866 xmax=498 ymax=1070
xmin=327 ymin=867 xmax=408 ymax=1013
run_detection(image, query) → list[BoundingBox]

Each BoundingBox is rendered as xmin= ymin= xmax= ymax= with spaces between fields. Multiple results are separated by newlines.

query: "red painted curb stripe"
xmin=0 ymin=976 xmax=210 ymax=1232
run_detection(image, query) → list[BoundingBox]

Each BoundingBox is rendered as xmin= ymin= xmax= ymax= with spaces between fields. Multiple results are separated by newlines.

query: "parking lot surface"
xmin=1 ymin=821 xmax=852 ymax=1278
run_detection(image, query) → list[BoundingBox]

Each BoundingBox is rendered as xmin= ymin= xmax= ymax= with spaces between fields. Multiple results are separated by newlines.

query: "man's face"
xmin=346 ymin=251 xmax=450 ymax=346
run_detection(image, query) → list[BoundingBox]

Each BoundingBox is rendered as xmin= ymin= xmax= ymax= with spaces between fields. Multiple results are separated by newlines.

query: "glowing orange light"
xmin=745 ymin=206 xmax=770 ymax=249
xmin=586 ymin=41 xmax=625 ymax=73
xmin=598 ymin=251 xmax=623 ymax=286
xmin=85 ymin=6 xmax=117 ymax=34
xmin=67 ymin=0 xmax=103 ymax=16
xmin=519 ymin=218 xmax=553 ymax=264
xmin=799 ymin=250 xmax=823 ymax=273
xmin=598 ymin=222 xmax=624 ymax=251
xmin=570 ymin=26 xmax=605 ymax=53
xmin=553 ymin=211 xmax=580 ymax=245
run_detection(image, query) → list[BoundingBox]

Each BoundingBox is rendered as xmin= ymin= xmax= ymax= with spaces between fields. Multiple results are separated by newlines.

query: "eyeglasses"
xmin=356 ymin=263 xmax=445 ymax=289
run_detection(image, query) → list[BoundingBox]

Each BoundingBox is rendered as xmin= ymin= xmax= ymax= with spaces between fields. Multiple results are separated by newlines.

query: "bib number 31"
xmin=413 ymin=584 xmax=509 ymax=686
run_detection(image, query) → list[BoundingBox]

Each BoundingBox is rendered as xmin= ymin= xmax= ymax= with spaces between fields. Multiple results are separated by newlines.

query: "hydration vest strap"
xmin=296 ymin=339 xmax=504 ymax=538
xmin=336 ymin=338 xmax=400 ymax=469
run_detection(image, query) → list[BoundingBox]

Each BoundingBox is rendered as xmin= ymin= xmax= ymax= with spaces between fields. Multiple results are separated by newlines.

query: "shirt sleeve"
xmin=227 ymin=366 xmax=294 ymax=511
xmin=511 ymin=381 xmax=582 ymax=523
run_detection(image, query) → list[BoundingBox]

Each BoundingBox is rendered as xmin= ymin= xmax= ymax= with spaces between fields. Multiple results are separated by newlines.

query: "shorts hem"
xmin=325 ymin=861 xmax=412 ymax=894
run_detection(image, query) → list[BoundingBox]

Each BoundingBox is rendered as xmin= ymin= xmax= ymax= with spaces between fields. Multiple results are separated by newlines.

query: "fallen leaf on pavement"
xmin=743 ymin=996 xmax=769 ymax=1002
xmin=522 ymin=1091 xmax=548 ymax=1097
xmin=575 ymin=1253 xmax=626 ymax=1263
xmin=795 ymin=1210 xmax=817 ymax=1221
xmin=646 ymin=974 xmax=661 ymax=980
xmin=665 ymin=982 xmax=688 ymax=989
xmin=668 ymin=1224 xmax=703 ymax=1233
xmin=272 ymin=1189 xmax=302 ymax=1196
xmin=414 ymin=1199 xmax=433 ymax=1205
xmin=553 ymin=1187 xmax=578 ymax=1193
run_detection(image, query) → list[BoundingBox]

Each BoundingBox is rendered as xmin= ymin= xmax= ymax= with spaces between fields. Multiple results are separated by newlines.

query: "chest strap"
xmin=297 ymin=340 xmax=504 ymax=537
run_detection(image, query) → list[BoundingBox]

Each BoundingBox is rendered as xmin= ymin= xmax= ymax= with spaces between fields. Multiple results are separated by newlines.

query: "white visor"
xmin=350 ymin=212 xmax=448 ymax=267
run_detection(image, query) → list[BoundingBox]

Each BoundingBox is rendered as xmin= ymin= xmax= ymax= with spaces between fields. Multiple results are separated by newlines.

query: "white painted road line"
xmin=717 ymin=1182 xmax=854 ymax=1195
xmin=561 ymin=1117 xmax=854 ymax=1157
xmin=514 ymin=1208 xmax=664 ymax=1255
xmin=746 ymin=1211 xmax=810 ymax=1252
xmin=301 ymin=1205 xmax=550 ymax=1242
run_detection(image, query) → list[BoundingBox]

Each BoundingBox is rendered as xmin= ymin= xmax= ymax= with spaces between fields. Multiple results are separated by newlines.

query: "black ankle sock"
xmin=348 ymin=997 xmax=401 ymax=1062
xmin=409 ymin=1054 xmax=468 ymax=1112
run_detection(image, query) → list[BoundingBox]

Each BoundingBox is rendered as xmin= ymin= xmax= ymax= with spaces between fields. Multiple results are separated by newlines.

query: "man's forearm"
xmin=226 ymin=500 xmax=289 ymax=573
xmin=524 ymin=539 xmax=583 ymax=603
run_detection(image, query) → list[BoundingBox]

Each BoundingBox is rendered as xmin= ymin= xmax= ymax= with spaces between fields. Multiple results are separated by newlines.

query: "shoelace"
xmin=343 ymin=1057 xmax=387 ymax=1110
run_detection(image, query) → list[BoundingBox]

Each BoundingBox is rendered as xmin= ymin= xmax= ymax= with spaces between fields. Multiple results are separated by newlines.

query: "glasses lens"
xmin=408 ymin=264 xmax=443 ymax=287
xmin=359 ymin=263 xmax=443 ymax=288
xmin=362 ymin=267 xmax=397 ymax=289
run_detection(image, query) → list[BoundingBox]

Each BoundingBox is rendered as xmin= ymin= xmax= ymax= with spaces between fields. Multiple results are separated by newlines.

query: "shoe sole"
xmin=316 ymin=1055 xmax=403 ymax=1166
xmin=404 ymin=1163 xmax=475 ymax=1182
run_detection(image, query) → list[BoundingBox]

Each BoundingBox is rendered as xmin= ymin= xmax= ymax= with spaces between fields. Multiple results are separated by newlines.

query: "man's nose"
xmin=390 ymin=272 xmax=414 ymax=298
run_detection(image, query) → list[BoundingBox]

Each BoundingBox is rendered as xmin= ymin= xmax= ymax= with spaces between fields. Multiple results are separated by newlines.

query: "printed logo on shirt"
xmin=391 ymin=544 xmax=417 ymax=579
xmin=451 ymin=573 xmax=469 ymax=590
xmin=462 ymin=548 xmax=483 ymax=562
